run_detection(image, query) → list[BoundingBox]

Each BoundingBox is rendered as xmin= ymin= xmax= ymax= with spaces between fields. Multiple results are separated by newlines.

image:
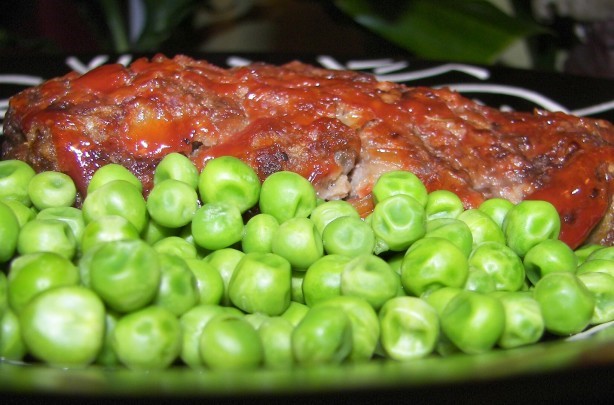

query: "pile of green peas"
xmin=0 ymin=154 xmax=613 ymax=370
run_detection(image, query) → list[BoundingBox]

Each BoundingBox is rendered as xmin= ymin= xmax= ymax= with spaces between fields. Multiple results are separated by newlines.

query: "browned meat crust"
xmin=2 ymin=54 xmax=613 ymax=248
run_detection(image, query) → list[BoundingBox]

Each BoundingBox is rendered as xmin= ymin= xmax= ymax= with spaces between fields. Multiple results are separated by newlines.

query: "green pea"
xmin=0 ymin=309 xmax=27 ymax=361
xmin=425 ymin=218 xmax=473 ymax=257
xmin=291 ymin=270 xmax=305 ymax=304
xmin=0 ymin=201 xmax=20 ymax=262
xmin=302 ymin=255 xmax=350 ymax=307
xmin=315 ymin=296 xmax=380 ymax=362
xmin=421 ymin=286 xmax=462 ymax=356
xmin=340 ymin=254 xmax=400 ymax=311
xmin=80 ymin=215 xmax=140 ymax=253
xmin=309 ymin=200 xmax=360 ymax=235
xmin=153 ymin=254 xmax=199 ymax=316
xmin=574 ymin=244 xmax=604 ymax=265
xmin=95 ymin=310 xmax=120 ymax=367
xmin=440 ymin=290 xmax=505 ymax=354
xmin=502 ymin=200 xmax=560 ymax=257
xmin=490 ymin=291 xmax=544 ymax=349
xmin=372 ymin=170 xmax=428 ymax=207
xmin=242 ymin=213 xmax=279 ymax=254
xmin=202 ymin=248 xmax=245 ymax=306
xmin=184 ymin=259 xmax=225 ymax=305
xmin=523 ymin=239 xmax=577 ymax=285
xmin=154 ymin=152 xmax=199 ymax=189
xmin=0 ymin=159 xmax=36 ymax=206
xmin=88 ymin=240 xmax=161 ymax=313
xmin=20 ymin=286 xmax=105 ymax=367
xmin=575 ymin=259 xmax=614 ymax=279
xmin=8 ymin=252 xmax=79 ymax=314
xmin=457 ymin=209 xmax=505 ymax=248
xmin=199 ymin=156 xmax=261 ymax=213
xmin=141 ymin=218 xmax=178 ymax=245
xmin=379 ymin=296 xmax=439 ymax=360
xmin=271 ymin=217 xmax=323 ymax=270
xmin=322 ymin=216 xmax=375 ymax=257
xmin=291 ymin=305 xmax=352 ymax=366
xmin=199 ymin=313 xmax=263 ymax=370
xmin=577 ymin=272 xmax=614 ymax=325
xmin=371 ymin=194 xmax=426 ymax=253
xmin=147 ymin=179 xmax=199 ymax=228
xmin=464 ymin=267 xmax=496 ymax=293
xmin=0 ymin=272 xmax=7 ymax=317
xmin=478 ymin=197 xmax=514 ymax=228
xmin=468 ymin=241 xmax=525 ymax=292
xmin=153 ymin=236 xmax=198 ymax=260
xmin=533 ymin=272 xmax=595 ymax=335
xmin=259 ymin=171 xmax=317 ymax=223
xmin=280 ymin=301 xmax=310 ymax=327
xmin=2 ymin=199 xmax=36 ymax=228
xmin=228 ymin=252 xmax=292 ymax=316
xmin=17 ymin=218 xmax=77 ymax=260
xmin=258 ymin=316 xmax=295 ymax=369
xmin=586 ymin=246 xmax=614 ymax=261
xmin=87 ymin=163 xmax=143 ymax=194
xmin=244 ymin=312 xmax=270 ymax=330
xmin=27 ymin=171 xmax=77 ymax=210
xmin=82 ymin=180 xmax=148 ymax=234
xmin=191 ymin=202 xmax=244 ymax=251
xmin=401 ymin=237 xmax=469 ymax=297
xmin=425 ymin=189 xmax=464 ymax=220
xmin=37 ymin=207 xmax=85 ymax=247
xmin=179 ymin=305 xmax=243 ymax=369
xmin=112 ymin=305 xmax=182 ymax=370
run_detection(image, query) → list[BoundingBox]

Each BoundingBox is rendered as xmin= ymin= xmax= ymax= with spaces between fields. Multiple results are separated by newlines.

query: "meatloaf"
xmin=2 ymin=54 xmax=613 ymax=248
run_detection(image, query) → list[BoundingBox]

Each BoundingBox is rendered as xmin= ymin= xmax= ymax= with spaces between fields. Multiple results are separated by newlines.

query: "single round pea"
xmin=154 ymin=152 xmax=199 ymax=189
xmin=258 ymin=316 xmax=295 ymax=369
xmin=36 ymin=207 xmax=85 ymax=247
xmin=147 ymin=179 xmax=199 ymax=228
xmin=586 ymin=246 xmax=614 ymax=261
xmin=425 ymin=218 xmax=473 ymax=257
xmin=503 ymin=200 xmax=560 ymax=257
xmin=533 ymin=272 xmax=595 ymax=335
xmin=309 ymin=200 xmax=360 ymax=235
xmin=27 ymin=171 xmax=77 ymax=210
xmin=8 ymin=252 xmax=79 ymax=314
xmin=0 ymin=201 xmax=20 ymax=262
xmin=523 ymin=239 xmax=577 ymax=285
xmin=241 ymin=213 xmax=279 ymax=254
xmin=153 ymin=236 xmax=198 ymax=260
xmin=372 ymin=170 xmax=428 ymax=207
xmin=425 ymin=189 xmax=464 ymax=220
xmin=259 ymin=171 xmax=317 ymax=223
xmin=87 ymin=163 xmax=143 ymax=194
xmin=191 ymin=202 xmax=244 ymax=251
xmin=82 ymin=180 xmax=148 ymax=234
xmin=576 ymin=272 xmax=614 ymax=325
xmin=20 ymin=286 xmax=105 ymax=367
xmin=89 ymin=240 xmax=161 ymax=313
xmin=153 ymin=254 xmax=199 ymax=316
xmin=316 ymin=296 xmax=380 ymax=362
xmin=179 ymin=305 xmax=243 ymax=369
xmin=379 ymin=296 xmax=439 ymax=360
xmin=464 ymin=267 xmax=497 ymax=293
xmin=199 ymin=313 xmax=263 ymax=370
xmin=280 ymin=301 xmax=310 ymax=327
xmin=291 ymin=305 xmax=353 ymax=366
xmin=112 ymin=305 xmax=182 ymax=370
xmin=2 ymin=199 xmax=36 ymax=228
xmin=16 ymin=218 xmax=77 ymax=260
xmin=80 ymin=215 xmax=140 ymax=253
xmin=202 ymin=248 xmax=245 ymax=306
xmin=184 ymin=259 xmax=225 ymax=305
xmin=370 ymin=194 xmax=426 ymax=253
xmin=457 ymin=209 xmax=506 ymax=248
xmin=468 ymin=241 xmax=525 ymax=292
xmin=401 ymin=237 xmax=469 ymax=297
xmin=490 ymin=291 xmax=544 ymax=349
xmin=271 ymin=217 xmax=323 ymax=270
xmin=322 ymin=216 xmax=375 ymax=257
xmin=440 ymin=290 xmax=505 ymax=354
xmin=302 ymin=255 xmax=350 ymax=307
xmin=199 ymin=156 xmax=261 ymax=213
xmin=478 ymin=198 xmax=514 ymax=228
xmin=340 ymin=254 xmax=400 ymax=310
xmin=0 ymin=309 xmax=27 ymax=361
xmin=0 ymin=159 xmax=36 ymax=206
xmin=228 ymin=252 xmax=292 ymax=316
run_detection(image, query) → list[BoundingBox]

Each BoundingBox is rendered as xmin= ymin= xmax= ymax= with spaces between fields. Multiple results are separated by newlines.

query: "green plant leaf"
xmin=334 ymin=0 xmax=547 ymax=64
xmin=135 ymin=0 xmax=201 ymax=51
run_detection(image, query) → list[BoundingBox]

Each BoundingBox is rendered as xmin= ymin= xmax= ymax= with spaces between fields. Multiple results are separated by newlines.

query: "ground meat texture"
xmin=2 ymin=54 xmax=613 ymax=248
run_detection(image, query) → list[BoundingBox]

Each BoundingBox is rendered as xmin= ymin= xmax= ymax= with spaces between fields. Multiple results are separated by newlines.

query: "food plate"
xmin=1 ymin=54 xmax=614 ymax=402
